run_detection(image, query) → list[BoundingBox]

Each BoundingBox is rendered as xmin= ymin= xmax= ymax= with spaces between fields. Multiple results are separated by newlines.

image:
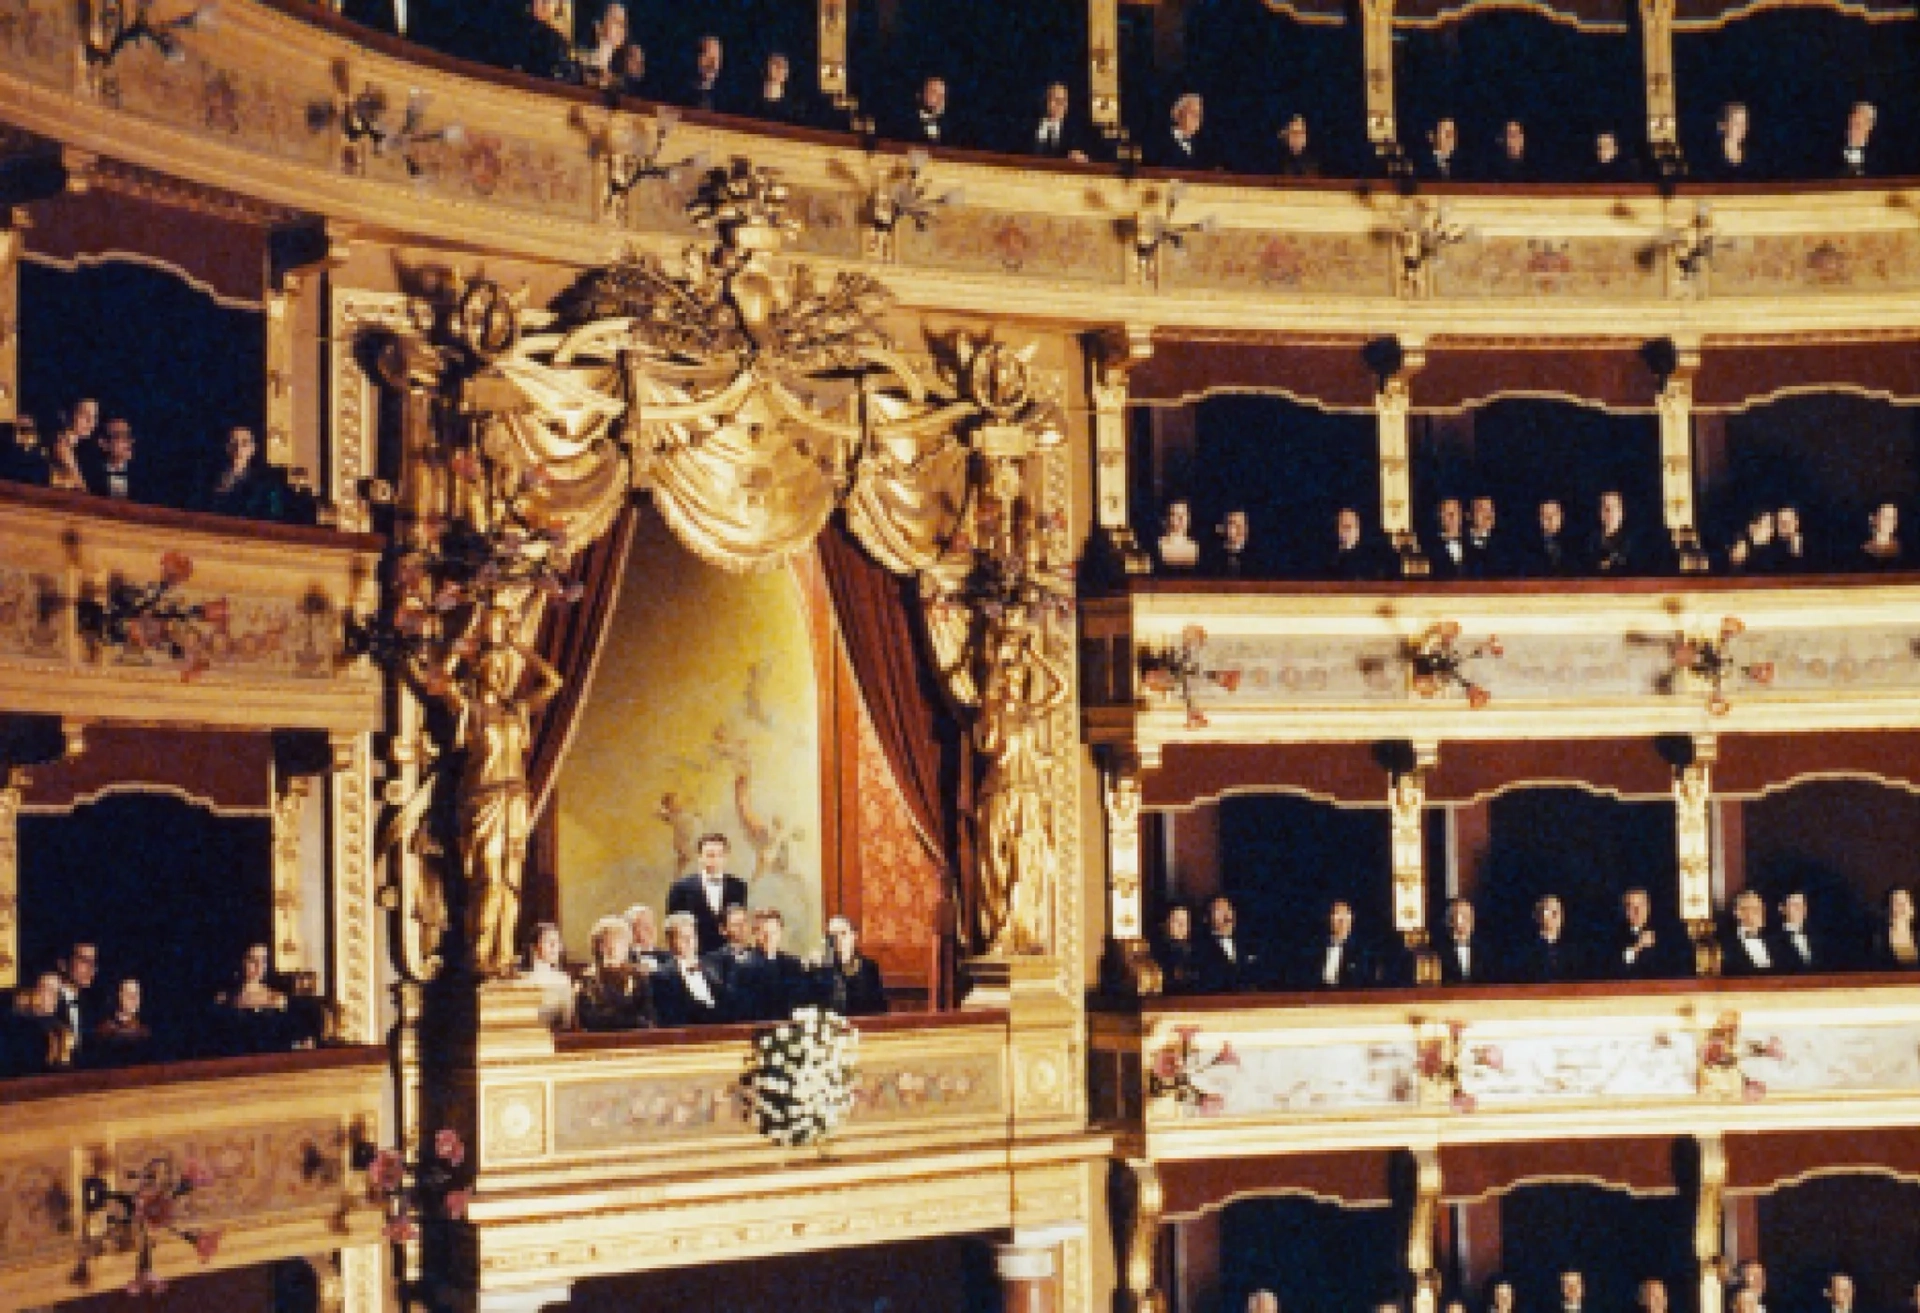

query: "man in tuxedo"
xmin=666 ymin=833 xmax=750 ymax=954
xmin=1274 ymin=114 xmax=1321 ymax=178
xmin=680 ymin=34 xmax=727 ymax=113
xmin=56 ymin=941 xmax=102 ymax=1061
xmin=1420 ymin=117 xmax=1462 ymax=180
xmin=1437 ymin=898 xmax=1484 ymax=984
xmin=748 ymin=51 xmax=808 ymax=127
xmin=1198 ymin=895 xmax=1265 ymax=992
xmin=1303 ymin=900 xmax=1374 ymax=989
xmin=1776 ymin=889 xmax=1824 ymax=972
xmin=1426 ymin=498 xmax=1469 ymax=579
xmin=1203 ymin=508 xmax=1259 ymax=578
xmin=84 ymin=418 xmax=143 ymax=502
xmin=703 ymin=903 xmax=756 ymax=987
xmin=1026 ymin=81 xmax=1091 ymax=163
xmin=1722 ymin=890 xmax=1786 ymax=976
xmin=1325 ymin=506 xmax=1386 ymax=581
xmin=1526 ymin=498 xmax=1576 ymax=577
xmin=1838 ymin=101 xmax=1881 ymax=179
xmin=653 ymin=912 xmax=728 ymax=1026
xmin=1613 ymin=886 xmax=1685 ymax=980
xmin=625 ymin=903 xmax=670 ymax=972
xmin=1514 ymin=894 xmax=1583 ymax=983
xmin=1585 ymin=489 xmax=1639 ymax=575
xmin=816 ymin=915 xmax=888 ymax=1016
xmin=733 ymin=909 xmax=808 ymax=1022
xmin=1466 ymin=495 xmax=1512 ymax=577
xmin=1153 ymin=904 xmax=1204 ymax=995
xmin=897 ymin=75 xmax=951 ymax=148
xmin=1145 ymin=93 xmax=1214 ymax=170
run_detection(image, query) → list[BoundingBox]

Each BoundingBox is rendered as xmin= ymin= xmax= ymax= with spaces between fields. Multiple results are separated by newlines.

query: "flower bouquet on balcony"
xmin=78 ymin=1154 xmax=221 ymax=1296
xmin=741 ymin=1006 xmax=858 ymax=1148
xmin=356 ymin=1127 xmax=473 ymax=1243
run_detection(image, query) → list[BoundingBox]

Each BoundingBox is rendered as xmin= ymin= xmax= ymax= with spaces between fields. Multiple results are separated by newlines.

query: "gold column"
xmin=1105 ymin=751 xmax=1159 ymax=996
xmin=818 ymin=0 xmax=853 ymax=114
xmin=1640 ymin=0 xmax=1679 ymax=160
xmin=1391 ymin=743 xmax=1438 ymax=983
xmin=1120 ymin=1158 xmax=1166 ymax=1313
xmin=265 ymin=283 xmax=297 ymax=469
xmin=1377 ymin=342 xmax=1427 ymax=575
xmin=0 ymin=767 xmax=21 ymax=990
xmin=0 ymin=218 xmax=22 ymax=427
xmin=1407 ymin=1147 xmax=1444 ymax=1313
xmin=1676 ymin=734 xmax=1718 ymax=976
xmin=330 ymin=731 xmax=381 ymax=1044
xmin=1693 ymin=1134 xmax=1727 ymax=1313
xmin=1361 ymin=0 xmax=1398 ymax=157
xmin=1093 ymin=327 xmax=1152 ymax=575
xmin=271 ymin=774 xmax=313 ymax=975
xmin=1657 ymin=340 xmax=1709 ymax=572
xmin=1088 ymin=0 xmax=1121 ymax=138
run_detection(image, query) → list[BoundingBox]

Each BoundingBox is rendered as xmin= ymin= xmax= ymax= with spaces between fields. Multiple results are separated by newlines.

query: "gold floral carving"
xmin=329 ymin=731 xmax=378 ymax=1043
xmin=270 ymin=774 xmax=309 ymax=974
xmin=0 ymin=767 xmax=18 ymax=989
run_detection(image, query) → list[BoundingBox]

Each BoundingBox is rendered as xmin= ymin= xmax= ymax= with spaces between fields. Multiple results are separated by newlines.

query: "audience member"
xmin=38 ymin=415 xmax=84 ymax=491
xmin=1156 ymin=498 xmax=1201 ymax=572
xmin=899 ymin=75 xmax=951 ymax=147
xmin=1427 ymin=497 xmax=1469 ymax=579
xmin=681 ymin=34 xmax=727 ymax=113
xmin=1274 ymin=115 xmax=1321 ymax=177
xmin=1514 ymin=893 xmax=1583 ymax=983
xmin=1198 ymin=894 xmax=1266 ymax=991
xmin=1585 ymin=489 xmax=1640 ymax=575
xmin=667 ymin=832 xmax=749 ymax=954
xmin=1774 ymin=505 xmax=1810 ymax=571
xmin=1838 ymin=102 xmax=1881 ymax=179
xmin=1146 ymin=93 xmax=1214 ymax=170
xmin=575 ymin=914 xmax=654 ymax=1031
xmin=655 ymin=910 xmax=727 ymax=1026
xmin=816 ymin=915 xmax=888 ymax=1016
xmin=1722 ymin=889 xmax=1784 ymax=976
xmin=1421 ymin=117 xmax=1461 ymax=180
xmin=626 ymin=903 xmax=668 ymax=971
xmin=749 ymin=52 xmax=806 ymax=126
xmin=611 ymin=42 xmax=649 ymax=98
xmin=1438 ymin=898 xmax=1485 ymax=984
xmin=1726 ymin=508 xmax=1780 ymax=573
xmin=1872 ymin=885 xmax=1920 ymax=969
xmin=507 ymin=0 xmax=572 ymax=80
xmin=1638 ymin=1278 xmax=1669 ymax=1313
xmin=1857 ymin=501 xmax=1904 ymax=569
xmin=1613 ymin=886 xmax=1685 ymax=980
xmin=1325 ymin=506 xmax=1386 ymax=580
xmin=735 ymin=908 xmax=808 ymax=1022
xmin=90 ymin=977 xmax=154 ymax=1067
xmin=1466 ymin=494 xmax=1511 ymax=577
xmin=1706 ymin=102 xmax=1759 ymax=180
xmin=1560 ymin=1271 xmax=1588 ymax=1313
xmin=576 ymin=2 xmax=633 ymax=92
xmin=1526 ymin=498 xmax=1576 ymax=577
xmin=1487 ymin=1278 xmax=1517 ymax=1313
xmin=1027 ymin=81 xmax=1091 ymax=163
xmin=1826 ymin=1272 xmax=1858 ymax=1313
xmin=524 ymin=922 xmax=575 ymax=1029
xmin=1488 ymin=120 xmax=1532 ymax=182
xmin=1776 ymin=888 xmax=1823 ymax=972
xmin=1248 ymin=1292 xmax=1280 ymax=1313
xmin=4 ymin=972 xmax=73 ymax=1076
xmin=214 ymin=942 xmax=299 ymax=1054
xmin=193 ymin=425 xmax=285 ymax=521
xmin=703 ymin=902 xmax=757 ymax=993
xmin=1737 ymin=1259 xmax=1769 ymax=1313
xmin=1588 ymin=129 xmax=1640 ymax=182
xmin=85 ymin=417 xmax=141 ymax=502
xmin=1154 ymin=904 xmax=1204 ymax=994
xmin=57 ymin=940 xmax=102 ymax=1057
xmin=1302 ymin=899 xmax=1374 ymax=989
xmin=1203 ymin=507 xmax=1258 ymax=578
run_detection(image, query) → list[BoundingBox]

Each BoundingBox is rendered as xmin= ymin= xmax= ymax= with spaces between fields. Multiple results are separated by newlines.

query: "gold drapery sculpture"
xmin=370 ymin=158 xmax=1071 ymax=980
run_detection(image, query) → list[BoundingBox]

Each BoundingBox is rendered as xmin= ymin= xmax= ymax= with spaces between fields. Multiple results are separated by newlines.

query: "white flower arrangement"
xmin=741 ymin=1006 xmax=859 ymax=1148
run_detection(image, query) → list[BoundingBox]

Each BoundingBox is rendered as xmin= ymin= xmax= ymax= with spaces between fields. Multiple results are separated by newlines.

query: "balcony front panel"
xmin=0 ymin=1048 xmax=385 ymax=1308
xmin=1084 ymin=577 xmax=1920 ymax=754
xmin=0 ymin=485 xmax=382 ymax=732
xmin=1091 ymin=979 xmax=1920 ymax=1161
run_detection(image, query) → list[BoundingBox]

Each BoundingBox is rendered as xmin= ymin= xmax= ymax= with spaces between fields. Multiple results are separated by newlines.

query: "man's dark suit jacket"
xmin=1437 ymin=937 xmax=1486 ymax=985
xmin=1024 ymin=117 xmax=1097 ymax=161
xmin=1196 ymin=933 xmax=1267 ymax=992
xmin=816 ymin=954 xmax=889 ymax=1016
xmin=666 ymin=872 xmax=750 ymax=954
xmin=1297 ymin=939 xmax=1376 ymax=990
xmin=732 ymin=948 xmax=809 ymax=1022
xmin=652 ymin=958 xmax=729 ymax=1028
xmin=1610 ymin=923 xmax=1691 ymax=980
xmin=1512 ymin=934 xmax=1585 ymax=984
xmin=1144 ymin=128 xmax=1215 ymax=171
xmin=1720 ymin=927 xmax=1790 ymax=977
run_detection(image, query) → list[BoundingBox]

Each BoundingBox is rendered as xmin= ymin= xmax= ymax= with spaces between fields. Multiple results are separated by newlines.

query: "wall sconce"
xmin=865 ymin=148 xmax=962 ymax=258
xmin=317 ymin=85 xmax=465 ymax=178
xmin=83 ymin=0 xmax=216 ymax=70
xmin=599 ymin=108 xmax=707 ymax=221
xmin=1394 ymin=200 xmax=1467 ymax=298
xmin=1672 ymin=616 xmax=1772 ymax=716
xmin=1128 ymin=182 xmax=1215 ymax=283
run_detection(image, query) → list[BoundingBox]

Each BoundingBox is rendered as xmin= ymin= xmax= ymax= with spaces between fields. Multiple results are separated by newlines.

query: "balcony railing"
xmin=0 ymin=1047 xmax=386 ymax=1306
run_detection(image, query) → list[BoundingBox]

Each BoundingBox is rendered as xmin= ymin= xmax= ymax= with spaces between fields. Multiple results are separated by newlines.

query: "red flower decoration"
xmin=160 ymin=551 xmax=193 ymax=586
xmin=1748 ymin=662 xmax=1775 ymax=685
xmin=1741 ymin=1078 xmax=1767 ymax=1102
xmin=181 ymin=1159 xmax=215 ymax=1190
xmin=1466 ymin=685 xmax=1491 ymax=710
xmin=1451 ymin=1091 xmax=1478 ymax=1114
xmin=1435 ymin=620 xmax=1462 ymax=641
xmin=1211 ymin=669 xmax=1243 ymax=693
xmin=434 ymin=1129 xmax=467 ymax=1167
xmin=443 ymin=1189 xmax=472 ymax=1221
xmin=1720 ymin=616 xmax=1746 ymax=638
xmin=198 ymin=598 xmax=230 ymax=627
xmin=194 ymin=1229 xmax=222 ymax=1261
xmin=368 ymin=1149 xmax=405 ymax=1193
xmin=382 ymin=1217 xmax=419 ymax=1243
xmin=1185 ymin=709 xmax=1209 ymax=729
xmin=1197 ymin=1093 xmax=1226 ymax=1116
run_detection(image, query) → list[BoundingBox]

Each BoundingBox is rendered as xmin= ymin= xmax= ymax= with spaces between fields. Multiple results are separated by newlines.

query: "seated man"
xmin=1153 ymin=905 xmax=1204 ymax=994
xmin=1612 ymin=886 xmax=1687 ymax=980
xmin=1302 ymin=899 xmax=1375 ymax=989
xmin=1722 ymin=889 xmax=1786 ymax=976
xmin=1587 ymin=129 xmax=1641 ymax=182
xmin=1437 ymin=897 xmax=1485 ymax=985
xmin=1585 ymin=489 xmax=1641 ymax=575
xmin=1525 ymin=498 xmax=1576 ymax=577
xmin=1774 ymin=505 xmax=1811 ymax=572
xmin=894 ymin=75 xmax=952 ymax=148
xmin=701 ymin=903 xmax=757 ymax=991
xmin=1026 ymin=81 xmax=1091 ymax=163
xmin=679 ymin=34 xmax=727 ymax=113
xmin=1324 ymin=506 xmax=1386 ymax=581
xmin=734 ymin=908 xmax=808 ymax=1023
xmin=1838 ymin=101 xmax=1882 ymax=179
xmin=748 ymin=52 xmax=808 ymax=126
xmin=1513 ymin=894 xmax=1584 ymax=983
xmin=576 ymin=915 xmax=653 ymax=1031
xmin=1486 ymin=120 xmax=1532 ymax=182
xmin=625 ymin=903 xmax=669 ymax=972
xmin=1776 ymin=888 xmax=1826 ymax=972
xmin=1426 ymin=497 xmax=1469 ymax=579
xmin=84 ymin=418 xmax=142 ymax=502
xmin=815 ymin=915 xmax=888 ymax=1016
xmin=575 ymin=1 xmax=633 ymax=92
xmin=654 ymin=911 xmax=728 ymax=1027
xmin=1420 ymin=117 xmax=1462 ymax=180
xmin=1203 ymin=508 xmax=1259 ymax=578
xmin=1561 ymin=1271 xmax=1589 ymax=1313
xmin=1274 ymin=114 xmax=1321 ymax=177
xmin=505 ymin=0 xmax=572 ymax=80
xmin=1465 ymin=494 xmax=1512 ymax=578
xmin=1197 ymin=895 xmax=1267 ymax=992
xmin=1145 ymin=93 xmax=1216 ymax=170
xmin=57 ymin=940 xmax=102 ymax=1061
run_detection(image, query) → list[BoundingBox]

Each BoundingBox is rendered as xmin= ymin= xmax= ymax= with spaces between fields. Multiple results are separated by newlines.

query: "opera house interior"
xmin=10 ymin=0 xmax=1920 ymax=1309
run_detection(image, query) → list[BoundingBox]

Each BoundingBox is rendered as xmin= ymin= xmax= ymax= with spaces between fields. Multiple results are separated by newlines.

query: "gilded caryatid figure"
xmin=416 ymin=608 xmax=563 ymax=978
xmin=974 ymin=601 xmax=1070 ymax=955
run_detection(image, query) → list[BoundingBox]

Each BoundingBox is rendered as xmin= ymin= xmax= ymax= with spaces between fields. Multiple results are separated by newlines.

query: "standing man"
xmin=666 ymin=832 xmax=750 ymax=954
xmin=58 ymin=941 xmax=102 ymax=1058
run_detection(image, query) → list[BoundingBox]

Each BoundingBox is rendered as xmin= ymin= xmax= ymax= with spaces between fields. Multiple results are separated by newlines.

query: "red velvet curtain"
xmin=818 ymin=519 xmax=969 ymax=1007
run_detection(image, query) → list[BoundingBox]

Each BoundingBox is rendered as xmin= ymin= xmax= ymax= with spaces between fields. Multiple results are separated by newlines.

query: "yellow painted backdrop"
xmin=556 ymin=512 xmax=825 ymax=957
